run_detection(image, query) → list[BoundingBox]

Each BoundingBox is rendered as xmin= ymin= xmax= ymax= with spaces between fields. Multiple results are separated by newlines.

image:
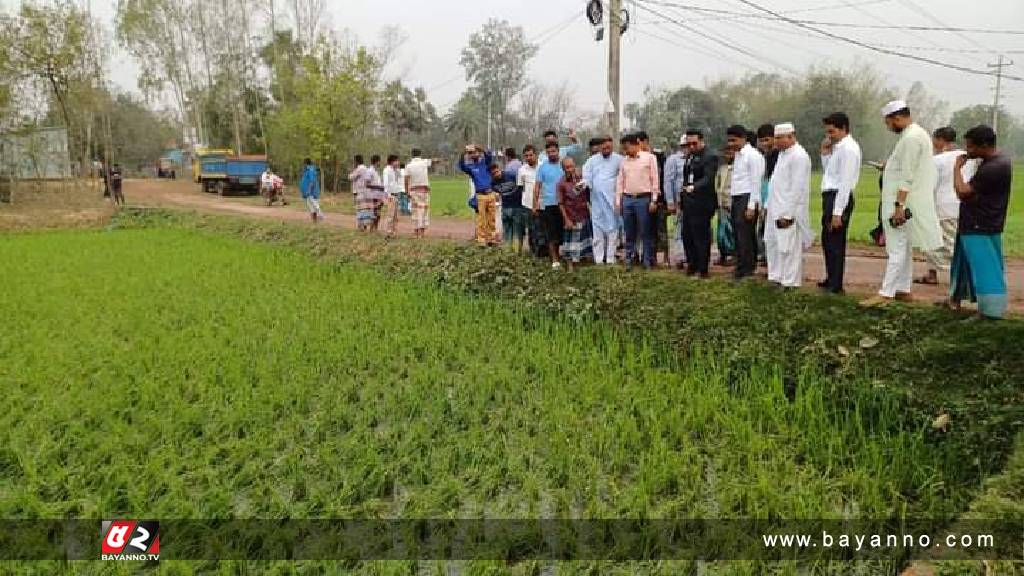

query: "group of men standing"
xmin=339 ymin=151 xmax=435 ymax=237
xmin=860 ymin=100 xmax=1013 ymax=320
xmin=456 ymin=98 xmax=1013 ymax=319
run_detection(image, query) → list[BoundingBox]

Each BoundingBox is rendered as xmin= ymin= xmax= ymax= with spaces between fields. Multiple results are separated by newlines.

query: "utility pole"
xmin=988 ymin=55 xmax=1013 ymax=133
xmin=608 ymin=0 xmax=622 ymax=138
xmin=486 ymin=97 xmax=492 ymax=151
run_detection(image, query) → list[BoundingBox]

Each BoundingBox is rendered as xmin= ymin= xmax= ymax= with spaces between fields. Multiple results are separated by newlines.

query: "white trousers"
xmin=674 ymin=212 xmax=686 ymax=262
xmin=765 ymin=223 xmax=804 ymax=287
xmin=305 ymin=197 xmax=322 ymax=216
xmin=592 ymin=227 xmax=619 ymax=265
xmin=880 ymin=220 xmax=914 ymax=298
xmin=924 ymin=218 xmax=958 ymax=280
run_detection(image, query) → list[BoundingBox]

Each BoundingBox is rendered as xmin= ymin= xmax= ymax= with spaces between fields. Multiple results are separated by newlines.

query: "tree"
xmin=950 ymin=104 xmax=1023 ymax=156
xmin=629 ymin=63 xmax=908 ymax=163
xmin=263 ymin=40 xmax=380 ymax=189
xmin=4 ymin=0 xmax=96 ymax=173
xmin=516 ymin=81 xmax=579 ymax=148
xmin=116 ymin=0 xmax=203 ymax=143
xmin=378 ymin=80 xmax=430 ymax=151
xmin=905 ymin=80 xmax=949 ymax=133
xmin=459 ymin=19 xmax=537 ymax=146
xmin=444 ymin=92 xmax=486 ymax=146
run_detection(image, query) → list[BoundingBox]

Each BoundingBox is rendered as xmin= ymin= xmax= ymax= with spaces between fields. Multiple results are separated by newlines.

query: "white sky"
xmin=47 ymin=0 xmax=1024 ymax=118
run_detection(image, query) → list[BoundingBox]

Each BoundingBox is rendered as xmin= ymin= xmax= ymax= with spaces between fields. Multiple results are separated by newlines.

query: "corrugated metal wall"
xmin=0 ymin=128 xmax=71 ymax=180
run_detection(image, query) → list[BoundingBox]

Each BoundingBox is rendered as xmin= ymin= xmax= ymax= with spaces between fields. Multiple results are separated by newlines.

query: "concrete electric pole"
xmin=607 ymin=0 xmax=622 ymax=138
xmin=988 ymin=55 xmax=1013 ymax=133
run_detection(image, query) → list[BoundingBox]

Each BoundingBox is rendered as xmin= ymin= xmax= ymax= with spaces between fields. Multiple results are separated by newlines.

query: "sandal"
xmin=914 ymin=275 xmax=939 ymax=285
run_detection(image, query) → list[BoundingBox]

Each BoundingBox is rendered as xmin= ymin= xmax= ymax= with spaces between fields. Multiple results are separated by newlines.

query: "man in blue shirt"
xmin=459 ymin=145 xmax=497 ymax=246
xmin=299 ymin=158 xmax=322 ymax=223
xmin=534 ymin=142 xmax=566 ymax=268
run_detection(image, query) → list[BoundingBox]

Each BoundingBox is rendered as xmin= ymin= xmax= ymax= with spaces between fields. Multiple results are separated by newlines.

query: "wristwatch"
xmin=895 ymin=201 xmax=904 ymax=208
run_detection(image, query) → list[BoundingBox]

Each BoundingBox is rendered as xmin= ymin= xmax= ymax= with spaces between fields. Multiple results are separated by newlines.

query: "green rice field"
xmin=2 ymin=215 xmax=1022 ymax=574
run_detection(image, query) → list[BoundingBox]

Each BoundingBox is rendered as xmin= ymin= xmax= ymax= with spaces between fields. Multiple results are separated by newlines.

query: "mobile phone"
xmin=889 ymin=208 xmax=914 ymax=228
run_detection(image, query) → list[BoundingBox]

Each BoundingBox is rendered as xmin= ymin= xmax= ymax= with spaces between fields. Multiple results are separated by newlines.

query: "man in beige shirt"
xmin=615 ymin=133 xmax=660 ymax=270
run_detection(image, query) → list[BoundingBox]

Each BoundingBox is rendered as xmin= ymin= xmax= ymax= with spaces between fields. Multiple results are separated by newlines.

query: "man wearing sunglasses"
xmin=680 ymin=130 xmax=719 ymax=278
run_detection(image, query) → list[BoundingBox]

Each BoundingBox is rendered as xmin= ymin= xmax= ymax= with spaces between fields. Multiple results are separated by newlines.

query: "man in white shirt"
xmin=260 ymin=168 xmax=275 ymax=196
xmin=517 ymin=145 xmax=543 ymax=256
xmin=918 ymin=127 xmax=978 ymax=285
xmin=818 ymin=112 xmax=863 ymax=294
xmin=381 ymin=154 xmax=404 ymax=238
xmin=404 ymin=149 xmax=433 ymax=238
xmin=727 ymin=125 xmax=766 ymax=280
xmin=765 ymin=123 xmax=813 ymax=289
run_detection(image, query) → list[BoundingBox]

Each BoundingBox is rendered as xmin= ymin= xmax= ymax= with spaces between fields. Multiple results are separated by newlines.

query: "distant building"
xmin=0 ymin=127 xmax=71 ymax=180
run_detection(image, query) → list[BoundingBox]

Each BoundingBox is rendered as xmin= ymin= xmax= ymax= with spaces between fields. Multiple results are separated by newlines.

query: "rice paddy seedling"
xmin=1 ymin=224 xmax=1019 ymax=575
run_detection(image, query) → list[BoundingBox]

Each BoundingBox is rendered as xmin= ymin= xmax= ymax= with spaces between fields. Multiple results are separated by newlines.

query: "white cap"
xmin=679 ymin=135 xmax=688 ymax=146
xmin=774 ymin=122 xmax=795 ymax=137
xmin=882 ymin=100 xmax=908 ymax=118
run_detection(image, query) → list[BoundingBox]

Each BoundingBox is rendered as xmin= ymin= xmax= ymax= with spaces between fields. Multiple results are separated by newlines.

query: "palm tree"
xmin=444 ymin=92 xmax=486 ymax=145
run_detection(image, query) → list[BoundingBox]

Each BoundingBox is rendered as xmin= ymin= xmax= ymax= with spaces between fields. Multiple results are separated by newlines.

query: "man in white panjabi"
xmin=861 ymin=100 xmax=942 ymax=308
xmin=764 ymin=123 xmax=813 ymax=289
xmin=917 ymin=126 xmax=979 ymax=286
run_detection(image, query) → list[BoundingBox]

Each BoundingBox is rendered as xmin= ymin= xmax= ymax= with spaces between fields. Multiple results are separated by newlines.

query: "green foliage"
xmin=3 ymin=0 xmax=93 ymax=130
xmin=631 ymin=65 xmax=902 ymax=162
xmin=378 ymin=80 xmax=438 ymax=152
xmin=459 ymin=19 xmax=538 ymax=144
xmin=262 ymin=42 xmax=380 ymax=187
xmin=951 ymin=104 xmax=1024 ymax=157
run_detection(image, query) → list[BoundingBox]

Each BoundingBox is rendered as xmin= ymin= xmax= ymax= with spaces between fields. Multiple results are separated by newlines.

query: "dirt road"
xmin=129 ymin=178 xmax=1024 ymax=313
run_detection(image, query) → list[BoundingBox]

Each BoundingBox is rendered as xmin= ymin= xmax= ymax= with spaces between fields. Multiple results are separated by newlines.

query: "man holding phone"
xmin=819 ymin=112 xmax=862 ymax=294
xmin=861 ymin=100 xmax=942 ymax=308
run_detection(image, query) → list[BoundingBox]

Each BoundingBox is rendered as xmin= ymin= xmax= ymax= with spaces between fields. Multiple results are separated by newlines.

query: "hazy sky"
xmin=86 ymin=0 xmax=1024 ymax=118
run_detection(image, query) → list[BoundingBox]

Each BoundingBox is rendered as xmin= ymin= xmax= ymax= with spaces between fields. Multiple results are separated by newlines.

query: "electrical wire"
xmin=425 ymin=10 xmax=582 ymax=93
xmin=637 ymin=0 xmax=1024 ymax=35
xmin=633 ymin=0 xmax=801 ymax=75
xmin=726 ymin=0 xmax=1024 ymax=81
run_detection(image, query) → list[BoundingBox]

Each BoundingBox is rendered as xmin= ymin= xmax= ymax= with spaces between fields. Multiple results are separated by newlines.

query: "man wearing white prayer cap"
xmin=764 ymin=122 xmax=813 ymax=289
xmin=861 ymin=100 xmax=942 ymax=307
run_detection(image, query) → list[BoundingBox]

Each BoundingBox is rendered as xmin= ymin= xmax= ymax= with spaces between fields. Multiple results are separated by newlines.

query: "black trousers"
xmin=730 ymin=194 xmax=757 ymax=278
xmin=821 ymin=191 xmax=855 ymax=291
xmin=682 ymin=200 xmax=715 ymax=275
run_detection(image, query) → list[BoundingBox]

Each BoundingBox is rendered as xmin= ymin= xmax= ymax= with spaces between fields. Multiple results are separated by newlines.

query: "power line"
xmin=729 ymin=0 xmax=1024 ymax=81
xmin=653 ymin=2 xmax=834 ymax=62
xmin=818 ymin=0 xmax=983 ymax=72
xmin=689 ymin=0 xmax=894 ymax=21
xmin=635 ymin=28 xmax=760 ymax=72
xmin=892 ymin=0 xmax=989 ymax=52
xmin=868 ymin=44 xmax=1024 ymax=55
xmin=633 ymin=0 xmax=801 ymax=75
xmin=425 ymin=10 xmax=581 ymax=94
xmin=637 ymin=0 xmax=1024 ymax=35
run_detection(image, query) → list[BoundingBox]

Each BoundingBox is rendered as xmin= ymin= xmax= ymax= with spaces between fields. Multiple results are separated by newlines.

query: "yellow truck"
xmin=191 ymin=148 xmax=234 ymax=183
